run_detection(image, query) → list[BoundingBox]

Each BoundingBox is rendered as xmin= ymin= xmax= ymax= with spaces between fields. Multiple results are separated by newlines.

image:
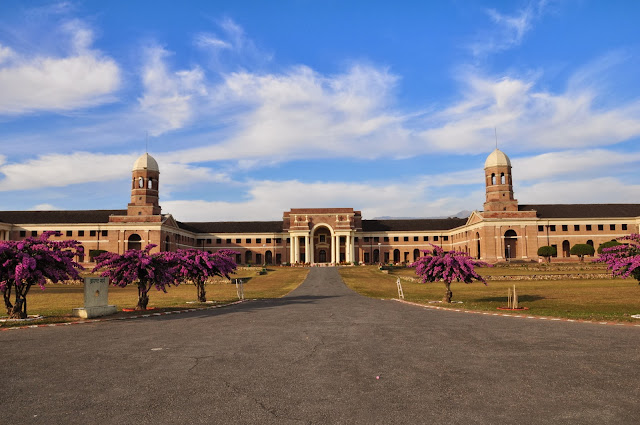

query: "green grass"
xmin=1 ymin=267 xmax=309 ymax=327
xmin=339 ymin=266 xmax=640 ymax=323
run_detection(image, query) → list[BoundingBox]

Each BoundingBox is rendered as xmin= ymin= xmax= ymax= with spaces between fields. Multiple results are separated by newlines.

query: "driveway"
xmin=1 ymin=267 xmax=638 ymax=424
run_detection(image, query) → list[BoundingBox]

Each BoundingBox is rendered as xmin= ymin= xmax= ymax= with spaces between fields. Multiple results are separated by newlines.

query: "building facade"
xmin=1 ymin=150 xmax=639 ymax=264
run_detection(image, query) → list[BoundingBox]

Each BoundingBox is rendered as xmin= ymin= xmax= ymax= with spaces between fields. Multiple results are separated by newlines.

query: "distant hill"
xmin=373 ymin=210 xmax=473 ymax=220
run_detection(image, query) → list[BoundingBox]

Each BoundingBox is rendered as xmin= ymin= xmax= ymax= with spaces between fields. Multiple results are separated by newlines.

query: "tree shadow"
xmin=475 ymin=295 xmax=546 ymax=303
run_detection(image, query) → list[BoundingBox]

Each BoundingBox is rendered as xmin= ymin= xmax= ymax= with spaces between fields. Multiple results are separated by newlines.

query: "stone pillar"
xmin=345 ymin=235 xmax=351 ymax=262
xmin=309 ymin=234 xmax=314 ymax=264
xmin=350 ymin=235 xmax=356 ymax=263
xmin=304 ymin=235 xmax=310 ymax=264
xmin=289 ymin=235 xmax=294 ymax=264
xmin=335 ymin=235 xmax=341 ymax=263
xmin=331 ymin=235 xmax=336 ymax=263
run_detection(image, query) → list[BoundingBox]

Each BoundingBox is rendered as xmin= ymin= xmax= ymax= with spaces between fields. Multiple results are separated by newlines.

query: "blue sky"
xmin=1 ymin=0 xmax=639 ymax=221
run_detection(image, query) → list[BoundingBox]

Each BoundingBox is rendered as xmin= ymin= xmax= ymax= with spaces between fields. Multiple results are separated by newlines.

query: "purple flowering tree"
xmin=0 ymin=232 xmax=84 ymax=319
xmin=92 ymin=244 xmax=180 ymax=310
xmin=412 ymin=246 xmax=489 ymax=303
xmin=176 ymin=249 xmax=238 ymax=302
xmin=596 ymin=234 xmax=640 ymax=283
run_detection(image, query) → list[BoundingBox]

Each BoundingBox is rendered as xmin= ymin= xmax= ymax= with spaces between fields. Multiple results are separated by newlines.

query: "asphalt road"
xmin=1 ymin=267 xmax=639 ymax=424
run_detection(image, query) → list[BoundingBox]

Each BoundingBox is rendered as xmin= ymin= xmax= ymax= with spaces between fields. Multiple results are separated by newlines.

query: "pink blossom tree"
xmin=176 ymin=249 xmax=237 ymax=302
xmin=595 ymin=234 xmax=640 ymax=283
xmin=412 ymin=246 xmax=489 ymax=303
xmin=92 ymin=244 xmax=180 ymax=310
xmin=0 ymin=232 xmax=84 ymax=319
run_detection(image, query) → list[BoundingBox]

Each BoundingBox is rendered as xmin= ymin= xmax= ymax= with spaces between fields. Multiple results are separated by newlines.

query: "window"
xmin=90 ymin=230 xmax=96 ymax=237
xmin=549 ymin=225 xmax=556 ymax=231
xmin=574 ymin=225 xmax=580 ymax=231
xmin=414 ymin=236 xmax=419 ymax=241
xmin=216 ymin=239 xmax=222 ymax=244
xmin=236 ymin=238 xmax=241 ymax=243
xmin=275 ymin=238 xmax=282 ymax=243
xmin=354 ymin=237 xmax=359 ymax=242
xmin=423 ymin=236 xmax=429 ymax=241
xmin=226 ymin=238 xmax=231 ymax=243
xmin=403 ymin=236 xmax=409 ymax=242
xmin=266 ymin=238 xmax=271 ymax=243
xmin=256 ymin=238 xmax=261 ymax=243
xmin=551 ymin=244 xmax=558 ymax=257
xmin=31 ymin=231 xmax=38 ymax=237
xmin=78 ymin=230 xmax=84 ymax=236
xmin=384 ymin=237 xmax=389 ymax=242
xmin=586 ymin=225 xmax=592 ymax=231
xmin=443 ymin=236 xmax=449 ymax=241
xmin=286 ymin=238 xmax=290 ymax=243
xmin=204 ymin=239 xmax=210 ymax=244
xmin=561 ymin=225 xmax=568 ymax=232
xmin=19 ymin=230 xmax=26 ymax=237
xmin=246 ymin=238 xmax=252 ymax=243
xmin=364 ymin=237 xmax=370 ymax=242
xmin=373 ymin=237 xmax=379 ymax=242
xmin=538 ymin=225 xmax=544 ymax=232
xmin=610 ymin=224 xmax=616 ymax=231
xmin=66 ymin=230 xmax=73 ymax=237
xmin=394 ymin=237 xmax=399 ymax=242
xmin=433 ymin=236 xmax=439 ymax=241
xmin=598 ymin=225 xmax=604 ymax=231
xmin=319 ymin=235 xmax=326 ymax=243
xmin=622 ymin=224 xmax=628 ymax=231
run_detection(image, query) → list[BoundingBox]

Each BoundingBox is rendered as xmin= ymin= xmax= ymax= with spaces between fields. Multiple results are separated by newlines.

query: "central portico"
xmin=284 ymin=208 xmax=362 ymax=264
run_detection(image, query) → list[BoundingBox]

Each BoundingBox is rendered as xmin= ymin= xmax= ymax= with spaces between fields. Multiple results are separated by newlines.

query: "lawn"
xmin=1 ymin=267 xmax=309 ymax=327
xmin=339 ymin=265 xmax=640 ymax=323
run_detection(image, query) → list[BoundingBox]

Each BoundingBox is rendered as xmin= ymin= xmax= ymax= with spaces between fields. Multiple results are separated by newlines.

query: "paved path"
xmin=1 ymin=268 xmax=639 ymax=424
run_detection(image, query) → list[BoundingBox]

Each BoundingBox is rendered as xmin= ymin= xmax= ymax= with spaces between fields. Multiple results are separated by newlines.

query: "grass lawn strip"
xmin=339 ymin=265 xmax=640 ymax=323
xmin=0 ymin=267 xmax=309 ymax=329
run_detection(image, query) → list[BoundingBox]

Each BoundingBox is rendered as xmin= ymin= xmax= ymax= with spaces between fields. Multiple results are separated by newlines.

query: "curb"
xmin=0 ymin=299 xmax=248 ymax=332
xmin=392 ymin=299 xmax=640 ymax=328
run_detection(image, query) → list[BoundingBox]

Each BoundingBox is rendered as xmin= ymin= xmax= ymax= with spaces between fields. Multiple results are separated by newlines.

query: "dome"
xmin=484 ymin=149 xmax=511 ymax=168
xmin=132 ymin=153 xmax=159 ymax=172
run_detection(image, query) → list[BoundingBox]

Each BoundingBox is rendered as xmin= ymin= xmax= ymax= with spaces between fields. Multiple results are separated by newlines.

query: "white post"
xmin=335 ymin=235 xmax=341 ymax=263
xmin=293 ymin=236 xmax=299 ymax=263
xmin=304 ymin=235 xmax=310 ymax=264
xmin=289 ymin=235 xmax=294 ymax=264
xmin=309 ymin=233 xmax=314 ymax=264
xmin=331 ymin=235 xmax=336 ymax=263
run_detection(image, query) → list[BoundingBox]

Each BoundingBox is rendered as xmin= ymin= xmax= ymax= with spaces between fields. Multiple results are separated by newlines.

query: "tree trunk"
xmin=136 ymin=283 xmax=150 ymax=310
xmin=443 ymin=282 xmax=452 ymax=303
xmin=7 ymin=283 xmax=30 ymax=319
xmin=197 ymin=281 xmax=206 ymax=303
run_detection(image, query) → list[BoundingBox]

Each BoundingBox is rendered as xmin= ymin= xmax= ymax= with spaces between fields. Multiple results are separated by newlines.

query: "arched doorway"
xmin=265 ymin=250 xmax=273 ymax=265
xmin=393 ymin=249 xmax=400 ymax=263
xmin=476 ymin=232 xmax=481 ymax=259
xmin=413 ymin=249 xmax=420 ymax=261
xmin=562 ymin=240 xmax=570 ymax=258
xmin=311 ymin=225 xmax=333 ymax=263
xmin=373 ymin=249 xmax=379 ymax=263
xmin=504 ymin=230 xmax=517 ymax=259
xmin=128 ymin=234 xmax=142 ymax=251
xmin=245 ymin=250 xmax=252 ymax=265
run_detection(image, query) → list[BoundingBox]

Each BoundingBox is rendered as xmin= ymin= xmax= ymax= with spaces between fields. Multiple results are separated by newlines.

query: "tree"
xmin=570 ymin=243 xmax=595 ymax=261
xmin=595 ymin=234 xmax=640 ymax=283
xmin=597 ymin=240 xmax=621 ymax=254
xmin=176 ymin=249 xmax=237 ymax=302
xmin=0 ymin=232 xmax=84 ymax=319
xmin=93 ymin=244 xmax=180 ymax=310
xmin=412 ymin=246 xmax=489 ymax=303
xmin=537 ymin=245 xmax=557 ymax=263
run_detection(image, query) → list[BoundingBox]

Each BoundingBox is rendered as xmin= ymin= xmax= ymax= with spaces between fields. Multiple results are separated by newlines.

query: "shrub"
xmin=537 ymin=246 xmax=557 ymax=263
xmin=597 ymin=240 xmax=621 ymax=254
xmin=570 ymin=244 xmax=595 ymax=261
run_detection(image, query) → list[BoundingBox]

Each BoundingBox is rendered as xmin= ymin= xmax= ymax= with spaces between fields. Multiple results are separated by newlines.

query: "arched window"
xmin=500 ymin=173 xmax=505 ymax=184
xmin=393 ymin=249 xmax=400 ymax=263
xmin=128 ymin=234 xmax=142 ymax=251
xmin=491 ymin=173 xmax=496 ymax=185
xmin=138 ymin=177 xmax=144 ymax=188
xmin=562 ymin=240 xmax=570 ymax=258
xmin=373 ymin=249 xmax=380 ymax=263
xmin=265 ymin=250 xmax=273 ymax=265
xmin=148 ymin=178 xmax=153 ymax=189
xmin=413 ymin=249 xmax=420 ymax=261
xmin=245 ymin=250 xmax=252 ymax=265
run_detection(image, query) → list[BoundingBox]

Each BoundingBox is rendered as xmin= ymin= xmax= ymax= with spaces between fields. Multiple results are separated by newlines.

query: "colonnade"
xmin=289 ymin=232 xmax=356 ymax=264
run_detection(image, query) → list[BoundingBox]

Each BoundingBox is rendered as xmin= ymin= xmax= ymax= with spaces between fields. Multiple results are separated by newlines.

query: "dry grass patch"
xmin=339 ymin=266 xmax=640 ymax=323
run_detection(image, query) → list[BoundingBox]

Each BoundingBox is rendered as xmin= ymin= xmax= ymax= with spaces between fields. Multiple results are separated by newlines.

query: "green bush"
xmin=597 ymin=240 xmax=621 ymax=254
xmin=537 ymin=246 xmax=557 ymax=262
xmin=570 ymin=243 xmax=595 ymax=261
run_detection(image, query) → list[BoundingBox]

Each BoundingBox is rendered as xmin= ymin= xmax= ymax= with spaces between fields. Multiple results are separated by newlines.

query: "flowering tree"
xmin=0 ymin=232 xmax=84 ymax=319
xmin=176 ymin=249 xmax=237 ymax=302
xmin=596 ymin=234 xmax=640 ymax=283
xmin=412 ymin=246 xmax=489 ymax=303
xmin=93 ymin=244 xmax=180 ymax=310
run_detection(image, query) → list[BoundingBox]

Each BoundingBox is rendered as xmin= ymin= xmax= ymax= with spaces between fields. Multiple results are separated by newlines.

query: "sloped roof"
xmin=361 ymin=218 xmax=467 ymax=232
xmin=178 ymin=221 xmax=284 ymax=233
xmin=519 ymin=204 xmax=640 ymax=218
xmin=0 ymin=210 xmax=127 ymax=225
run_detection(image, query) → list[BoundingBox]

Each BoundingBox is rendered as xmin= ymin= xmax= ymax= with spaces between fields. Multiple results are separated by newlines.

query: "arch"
xmin=562 ymin=240 xmax=570 ymax=258
xmin=310 ymin=223 xmax=335 ymax=263
xmin=265 ymin=250 xmax=273 ymax=265
xmin=393 ymin=249 xmax=400 ymax=263
xmin=128 ymin=233 xmax=142 ymax=251
xmin=245 ymin=250 xmax=252 ymax=264
xmin=413 ymin=248 xmax=420 ymax=261
xmin=138 ymin=177 xmax=144 ymax=188
xmin=148 ymin=178 xmax=153 ymax=189
xmin=586 ymin=240 xmax=594 ymax=248
xmin=373 ymin=249 xmax=380 ymax=263
xmin=491 ymin=173 xmax=496 ymax=185
xmin=500 ymin=172 xmax=505 ymax=184
xmin=504 ymin=229 xmax=517 ymax=259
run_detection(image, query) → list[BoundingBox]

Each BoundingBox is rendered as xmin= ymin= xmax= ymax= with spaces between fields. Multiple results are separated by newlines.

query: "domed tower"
xmin=483 ymin=148 xmax=518 ymax=212
xmin=127 ymin=153 xmax=161 ymax=216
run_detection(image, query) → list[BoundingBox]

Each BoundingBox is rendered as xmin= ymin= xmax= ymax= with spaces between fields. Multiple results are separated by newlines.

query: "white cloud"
xmin=138 ymin=46 xmax=207 ymax=136
xmin=0 ymin=23 xmax=120 ymax=115
xmin=30 ymin=203 xmax=61 ymax=211
xmin=195 ymin=34 xmax=232 ymax=50
xmin=517 ymin=177 xmax=640 ymax=205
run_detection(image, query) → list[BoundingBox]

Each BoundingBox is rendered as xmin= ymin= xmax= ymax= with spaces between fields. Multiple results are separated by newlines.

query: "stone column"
xmin=331 ymin=235 xmax=336 ymax=263
xmin=350 ymin=235 xmax=356 ymax=263
xmin=309 ymin=233 xmax=314 ymax=264
xmin=335 ymin=235 xmax=341 ymax=263
xmin=304 ymin=235 xmax=310 ymax=264
xmin=289 ymin=235 xmax=294 ymax=264
xmin=345 ymin=235 xmax=351 ymax=262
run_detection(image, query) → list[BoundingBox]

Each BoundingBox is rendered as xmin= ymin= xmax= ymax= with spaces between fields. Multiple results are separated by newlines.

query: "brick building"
xmin=1 ymin=150 xmax=638 ymax=264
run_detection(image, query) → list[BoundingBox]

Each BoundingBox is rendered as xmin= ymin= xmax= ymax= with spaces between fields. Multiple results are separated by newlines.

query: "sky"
xmin=1 ymin=0 xmax=639 ymax=222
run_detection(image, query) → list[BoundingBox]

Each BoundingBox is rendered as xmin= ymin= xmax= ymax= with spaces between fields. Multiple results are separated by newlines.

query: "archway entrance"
xmin=265 ymin=250 xmax=273 ymax=265
xmin=128 ymin=234 xmax=142 ymax=251
xmin=312 ymin=226 xmax=333 ymax=263
xmin=562 ymin=240 xmax=570 ymax=258
xmin=504 ymin=230 xmax=517 ymax=259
